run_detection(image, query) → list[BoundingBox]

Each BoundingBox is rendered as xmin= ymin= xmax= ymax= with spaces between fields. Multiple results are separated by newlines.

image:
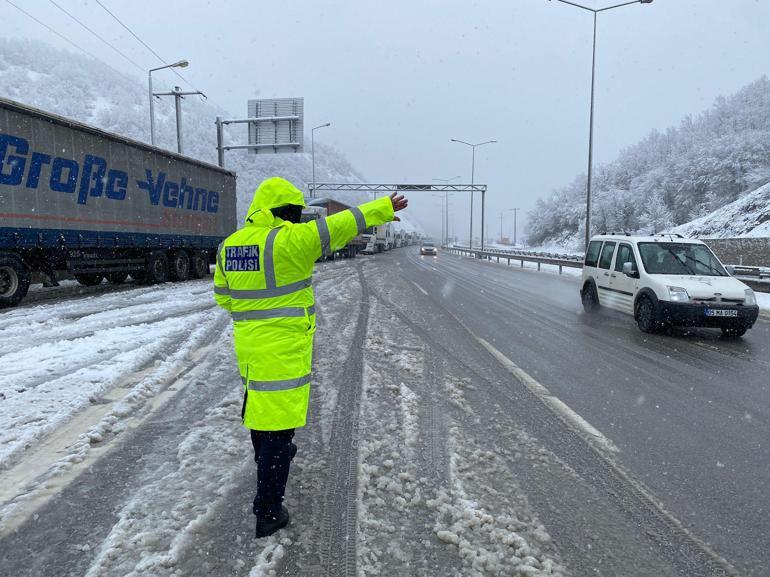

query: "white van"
xmin=580 ymin=233 xmax=760 ymax=337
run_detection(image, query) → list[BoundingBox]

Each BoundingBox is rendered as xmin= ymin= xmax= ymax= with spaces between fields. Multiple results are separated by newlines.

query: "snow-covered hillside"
xmin=672 ymin=181 xmax=770 ymax=238
xmin=528 ymin=76 xmax=770 ymax=248
xmin=0 ymin=39 xmax=416 ymax=230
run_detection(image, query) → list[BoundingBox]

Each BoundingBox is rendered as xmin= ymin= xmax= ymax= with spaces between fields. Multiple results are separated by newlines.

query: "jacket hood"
xmin=246 ymin=177 xmax=307 ymax=223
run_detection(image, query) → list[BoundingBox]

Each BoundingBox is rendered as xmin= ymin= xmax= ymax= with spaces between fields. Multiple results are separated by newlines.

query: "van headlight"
xmin=667 ymin=286 xmax=690 ymax=303
xmin=744 ymin=288 xmax=757 ymax=306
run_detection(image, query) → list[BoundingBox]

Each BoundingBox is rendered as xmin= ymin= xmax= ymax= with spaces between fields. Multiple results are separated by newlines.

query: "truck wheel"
xmin=75 ymin=273 xmax=105 ymax=286
xmin=581 ymin=283 xmax=599 ymax=313
xmin=170 ymin=250 xmax=190 ymax=282
xmin=107 ymin=272 xmax=129 ymax=284
xmin=721 ymin=325 xmax=748 ymax=338
xmin=635 ymin=296 xmax=660 ymax=334
xmin=190 ymin=252 xmax=209 ymax=278
xmin=0 ymin=254 xmax=31 ymax=308
xmin=146 ymin=251 xmax=169 ymax=284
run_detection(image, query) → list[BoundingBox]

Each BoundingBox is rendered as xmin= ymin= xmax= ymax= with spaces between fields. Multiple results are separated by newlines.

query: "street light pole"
xmin=148 ymin=60 xmax=189 ymax=146
xmin=450 ymin=139 xmax=496 ymax=250
xmin=587 ymin=9 xmax=598 ymax=252
xmin=311 ymin=123 xmax=331 ymax=198
xmin=548 ymin=0 xmax=653 ymax=249
xmin=433 ymin=176 xmax=461 ymax=246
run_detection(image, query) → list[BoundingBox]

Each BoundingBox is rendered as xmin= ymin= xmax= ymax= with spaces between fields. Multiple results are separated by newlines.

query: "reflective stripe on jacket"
xmin=214 ymin=193 xmax=394 ymax=430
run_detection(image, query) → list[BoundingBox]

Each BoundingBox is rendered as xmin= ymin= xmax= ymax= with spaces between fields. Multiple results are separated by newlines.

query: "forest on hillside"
xmin=527 ymin=76 xmax=770 ymax=247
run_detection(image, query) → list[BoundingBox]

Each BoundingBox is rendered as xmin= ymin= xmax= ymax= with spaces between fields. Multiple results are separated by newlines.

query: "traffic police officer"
xmin=213 ymin=177 xmax=408 ymax=537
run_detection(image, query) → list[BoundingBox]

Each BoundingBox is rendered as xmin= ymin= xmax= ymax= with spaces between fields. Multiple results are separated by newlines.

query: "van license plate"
xmin=705 ymin=309 xmax=738 ymax=317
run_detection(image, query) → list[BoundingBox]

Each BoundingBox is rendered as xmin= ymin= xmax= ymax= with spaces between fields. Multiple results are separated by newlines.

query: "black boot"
xmin=255 ymin=506 xmax=290 ymax=538
xmin=250 ymin=429 xmax=297 ymax=518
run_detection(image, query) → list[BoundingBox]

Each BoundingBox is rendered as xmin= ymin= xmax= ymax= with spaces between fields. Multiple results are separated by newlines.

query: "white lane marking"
xmin=411 ymin=280 xmax=429 ymax=296
xmin=476 ymin=337 xmax=620 ymax=455
xmin=477 ymin=337 xmax=737 ymax=573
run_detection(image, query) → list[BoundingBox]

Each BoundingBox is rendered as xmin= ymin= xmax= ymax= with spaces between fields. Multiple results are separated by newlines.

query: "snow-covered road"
xmin=0 ymin=254 xmax=745 ymax=576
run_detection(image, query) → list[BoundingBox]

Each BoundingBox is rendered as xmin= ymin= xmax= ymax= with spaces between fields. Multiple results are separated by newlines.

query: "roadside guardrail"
xmin=447 ymin=247 xmax=770 ymax=293
xmin=728 ymin=265 xmax=770 ymax=279
xmin=447 ymin=246 xmax=584 ymax=275
xmin=735 ymin=277 xmax=770 ymax=292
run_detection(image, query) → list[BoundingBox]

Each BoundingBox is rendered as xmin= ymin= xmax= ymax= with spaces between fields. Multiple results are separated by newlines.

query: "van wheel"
xmin=581 ymin=283 xmax=599 ymax=313
xmin=0 ymin=254 xmax=31 ymax=308
xmin=635 ymin=296 xmax=660 ymax=334
xmin=107 ymin=272 xmax=129 ymax=284
xmin=170 ymin=250 xmax=190 ymax=282
xmin=721 ymin=325 xmax=748 ymax=338
xmin=146 ymin=251 xmax=169 ymax=284
xmin=190 ymin=252 xmax=209 ymax=278
xmin=75 ymin=273 xmax=105 ymax=286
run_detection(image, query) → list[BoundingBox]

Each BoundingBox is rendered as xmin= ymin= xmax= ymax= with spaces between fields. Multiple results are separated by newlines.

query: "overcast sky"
xmin=4 ymin=0 xmax=770 ymax=242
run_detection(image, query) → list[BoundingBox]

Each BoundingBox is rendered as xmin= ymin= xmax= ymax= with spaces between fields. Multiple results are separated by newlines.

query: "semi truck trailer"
xmin=0 ymin=96 xmax=237 ymax=308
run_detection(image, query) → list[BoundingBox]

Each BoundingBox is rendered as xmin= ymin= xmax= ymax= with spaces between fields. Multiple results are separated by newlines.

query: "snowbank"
xmin=672 ymin=181 xmax=770 ymax=238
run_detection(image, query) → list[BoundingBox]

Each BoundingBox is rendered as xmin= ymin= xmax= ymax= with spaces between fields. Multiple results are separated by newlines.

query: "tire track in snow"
xmin=355 ymin=295 xmax=467 ymax=577
xmin=0 ymin=311 xmax=230 ymax=536
xmin=0 ymin=283 xmax=213 ymax=355
xmin=0 ymin=324 xmax=242 ymax=577
xmin=315 ymin=262 xmax=370 ymax=577
xmin=0 ymin=305 xmax=220 ymax=471
xmin=358 ymin=282 xmax=564 ymax=577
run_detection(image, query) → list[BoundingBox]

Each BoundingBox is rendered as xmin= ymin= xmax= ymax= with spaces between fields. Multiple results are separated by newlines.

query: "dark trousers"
xmin=250 ymin=429 xmax=297 ymax=518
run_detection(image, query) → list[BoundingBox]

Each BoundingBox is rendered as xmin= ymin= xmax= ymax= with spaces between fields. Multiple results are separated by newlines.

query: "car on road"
xmin=420 ymin=242 xmax=438 ymax=256
xmin=580 ymin=233 xmax=760 ymax=337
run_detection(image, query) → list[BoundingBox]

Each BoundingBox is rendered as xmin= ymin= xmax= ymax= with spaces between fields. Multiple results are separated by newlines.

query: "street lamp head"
xmin=640 ymin=0 xmax=653 ymax=3
xmin=172 ymin=60 xmax=189 ymax=68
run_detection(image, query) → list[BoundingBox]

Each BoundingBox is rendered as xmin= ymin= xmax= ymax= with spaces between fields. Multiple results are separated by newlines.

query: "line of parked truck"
xmin=304 ymin=198 xmax=422 ymax=258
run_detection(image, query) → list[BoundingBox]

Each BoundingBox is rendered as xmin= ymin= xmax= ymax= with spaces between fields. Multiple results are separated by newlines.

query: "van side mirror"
xmin=622 ymin=262 xmax=638 ymax=277
xmin=725 ymin=265 xmax=735 ymax=276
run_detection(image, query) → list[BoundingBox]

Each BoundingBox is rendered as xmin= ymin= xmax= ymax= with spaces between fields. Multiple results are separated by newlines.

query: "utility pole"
xmin=154 ymin=86 xmax=206 ymax=154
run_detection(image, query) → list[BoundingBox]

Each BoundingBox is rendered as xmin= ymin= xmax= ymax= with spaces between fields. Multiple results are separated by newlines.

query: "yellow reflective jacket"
xmin=214 ymin=180 xmax=394 ymax=431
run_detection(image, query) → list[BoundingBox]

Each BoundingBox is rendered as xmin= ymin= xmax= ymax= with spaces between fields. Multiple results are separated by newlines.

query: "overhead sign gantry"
xmin=310 ymin=183 xmax=485 ymax=194
xmin=311 ymin=182 xmax=489 ymax=249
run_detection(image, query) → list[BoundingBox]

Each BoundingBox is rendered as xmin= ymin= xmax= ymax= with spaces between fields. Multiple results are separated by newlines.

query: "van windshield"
xmin=638 ymin=242 xmax=727 ymax=276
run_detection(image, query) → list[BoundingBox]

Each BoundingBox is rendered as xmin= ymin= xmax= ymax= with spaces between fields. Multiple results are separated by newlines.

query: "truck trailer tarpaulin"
xmin=0 ymin=96 xmax=237 ymax=307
